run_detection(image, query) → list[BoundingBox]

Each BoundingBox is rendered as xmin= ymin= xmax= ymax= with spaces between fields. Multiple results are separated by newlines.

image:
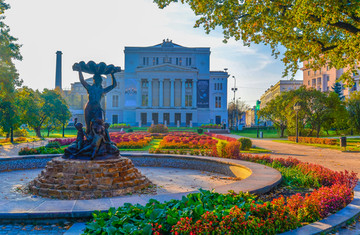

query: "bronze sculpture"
xmin=64 ymin=61 xmax=121 ymax=160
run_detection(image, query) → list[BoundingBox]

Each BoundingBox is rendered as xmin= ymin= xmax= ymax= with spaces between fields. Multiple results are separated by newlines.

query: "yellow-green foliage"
xmin=216 ymin=140 xmax=227 ymax=158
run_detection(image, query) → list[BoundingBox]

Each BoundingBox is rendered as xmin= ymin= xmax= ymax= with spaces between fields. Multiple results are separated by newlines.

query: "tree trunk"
xmin=47 ymin=127 xmax=50 ymax=137
xmin=10 ymin=126 xmax=14 ymax=143
xmin=35 ymin=127 xmax=42 ymax=138
xmin=280 ymin=127 xmax=285 ymax=138
xmin=316 ymin=125 xmax=321 ymax=138
xmin=62 ymin=124 xmax=65 ymax=138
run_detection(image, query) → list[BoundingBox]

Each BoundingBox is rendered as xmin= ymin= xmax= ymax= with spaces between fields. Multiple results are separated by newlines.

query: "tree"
xmin=322 ymin=92 xmax=349 ymax=135
xmin=0 ymin=1 xmax=23 ymax=142
xmin=258 ymin=92 xmax=292 ymax=137
xmin=347 ymin=91 xmax=360 ymax=133
xmin=332 ymin=82 xmax=345 ymax=100
xmin=228 ymin=99 xmax=249 ymax=128
xmin=155 ymin=0 xmax=360 ymax=84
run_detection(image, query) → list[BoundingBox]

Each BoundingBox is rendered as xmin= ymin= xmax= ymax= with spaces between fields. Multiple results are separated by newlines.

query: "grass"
xmin=241 ymin=147 xmax=272 ymax=154
xmin=0 ymin=137 xmax=41 ymax=146
xmin=119 ymin=139 xmax=162 ymax=151
xmin=273 ymin=138 xmax=360 ymax=152
xmin=231 ymin=128 xmax=282 ymax=138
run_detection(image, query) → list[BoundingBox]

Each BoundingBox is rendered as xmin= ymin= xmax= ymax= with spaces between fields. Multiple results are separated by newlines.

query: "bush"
xmin=109 ymin=123 xmax=131 ymax=129
xmin=127 ymin=129 xmax=133 ymax=133
xmin=14 ymin=128 xmax=29 ymax=137
xmin=45 ymin=141 xmax=61 ymax=149
xmin=216 ymin=140 xmax=227 ymax=158
xmin=147 ymin=124 xmax=169 ymax=133
xmin=197 ymin=128 xmax=203 ymax=134
xmin=224 ymin=141 xmax=241 ymax=158
xmin=18 ymin=147 xmax=39 ymax=155
xmin=288 ymin=136 xmax=337 ymax=145
xmin=238 ymin=137 xmax=252 ymax=150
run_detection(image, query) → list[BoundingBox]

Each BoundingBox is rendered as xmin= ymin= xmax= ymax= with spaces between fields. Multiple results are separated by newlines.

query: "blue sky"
xmin=5 ymin=0 xmax=302 ymax=107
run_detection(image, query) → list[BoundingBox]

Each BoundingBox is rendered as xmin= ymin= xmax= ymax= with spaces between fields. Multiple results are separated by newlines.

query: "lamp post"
xmin=294 ymin=102 xmax=301 ymax=143
xmin=231 ymin=75 xmax=238 ymax=129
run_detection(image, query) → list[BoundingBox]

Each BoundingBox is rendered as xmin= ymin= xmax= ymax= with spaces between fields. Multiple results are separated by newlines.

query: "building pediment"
xmin=136 ymin=64 xmax=198 ymax=73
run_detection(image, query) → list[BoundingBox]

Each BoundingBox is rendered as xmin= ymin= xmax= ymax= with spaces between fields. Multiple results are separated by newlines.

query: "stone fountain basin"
xmin=0 ymin=153 xmax=281 ymax=221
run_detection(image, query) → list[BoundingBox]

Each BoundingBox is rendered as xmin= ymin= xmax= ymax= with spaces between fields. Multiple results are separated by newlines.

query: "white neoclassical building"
xmin=69 ymin=40 xmax=229 ymax=127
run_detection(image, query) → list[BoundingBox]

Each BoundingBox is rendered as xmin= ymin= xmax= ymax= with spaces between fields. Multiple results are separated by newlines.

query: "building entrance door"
xmin=186 ymin=113 xmax=192 ymax=126
xmin=175 ymin=113 xmax=181 ymax=126
xmin=141 ymin=113 xmax=147 ymax=125
xmin=215 ymin=116 xmax=221 ymax=125
xmin=152 ymin=113 xmax=159 ymax=125
xmin=163 ymin=113 xmax=170 ymax=125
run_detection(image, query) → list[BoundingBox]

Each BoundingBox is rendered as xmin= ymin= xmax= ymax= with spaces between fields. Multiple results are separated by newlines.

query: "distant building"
xmin=260 ymin=80 xmax=303 ymax=109
xmin=302 ymin=61 xmax=359 ymax=96
xmin=66 ymin=40 xmax=229 ymax=126
xmin=245 ymin=108 xmax=255 ymax=127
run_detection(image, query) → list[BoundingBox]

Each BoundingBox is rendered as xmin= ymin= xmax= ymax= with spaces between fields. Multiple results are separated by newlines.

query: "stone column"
xmin=148 ymin=79 xmax=152 ymax=107
xmin=170 ymin=79 xmax=175 ymax=108
xmin=137 ymin=79 xmax=142 ymax=107
xmin=159 ymin=78 xmax=164 ymax=107
xmin=182 ymin=79 xmax=186 ymax=108
xmin=192 ymin=79 xmax=197 ymax=108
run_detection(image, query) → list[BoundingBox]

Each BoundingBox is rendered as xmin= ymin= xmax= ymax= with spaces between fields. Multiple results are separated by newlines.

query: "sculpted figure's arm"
xmin=104 ymin=73 xmax=117 ymax=94
xmin=78 ymin=69 xmax=90 ymax=90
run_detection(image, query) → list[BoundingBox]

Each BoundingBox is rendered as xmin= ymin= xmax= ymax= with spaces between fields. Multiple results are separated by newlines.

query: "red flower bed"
xmin=159 ymin=132 xmax=217 ymax=149
xmin=205 ymin=132 xmax=237 ymax=142
xmin=288 ymin=136 xmax=337 ymax=145
xmin=110 ymin=132 xmax=152 ymax=149
xmin=49 ymin=138 xmax=76 ymax=146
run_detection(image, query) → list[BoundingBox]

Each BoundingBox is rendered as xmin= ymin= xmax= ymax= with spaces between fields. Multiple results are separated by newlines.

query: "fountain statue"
xmin=28 ymin=61 xmax=151 ymax=200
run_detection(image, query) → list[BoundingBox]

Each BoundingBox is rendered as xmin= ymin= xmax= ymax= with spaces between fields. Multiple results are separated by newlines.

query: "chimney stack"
xmin=55 ymin=51 xmax=62 ymax=89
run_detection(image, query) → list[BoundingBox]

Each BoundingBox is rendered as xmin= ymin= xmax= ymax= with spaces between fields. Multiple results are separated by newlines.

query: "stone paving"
xmin=0 ymin=223 xmax=70 ymax=234
xmin=226 ymin=134 xmax=360 ymax=175
xmin=0 ymin=140 xmax=49 ymax=157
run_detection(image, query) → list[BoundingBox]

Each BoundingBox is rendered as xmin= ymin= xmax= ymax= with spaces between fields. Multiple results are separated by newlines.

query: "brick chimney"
xmin=55 ymin=51 xmax=62 ymax=89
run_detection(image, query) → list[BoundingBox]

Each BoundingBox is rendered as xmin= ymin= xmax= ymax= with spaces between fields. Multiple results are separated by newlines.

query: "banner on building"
xmin=124 ymin=79 xmax=137 ymax=107
xmin=197 ymin=80 xmax=209 ymax=108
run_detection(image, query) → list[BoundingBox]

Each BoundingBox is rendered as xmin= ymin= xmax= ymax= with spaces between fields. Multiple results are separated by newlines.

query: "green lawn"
xmin=241 ymin=147 xmax=272 ymax=154
xmin=231 ymin=128 xmax=282 ymax=138
xmin=273 ymin=138 xmax=360 ymax=152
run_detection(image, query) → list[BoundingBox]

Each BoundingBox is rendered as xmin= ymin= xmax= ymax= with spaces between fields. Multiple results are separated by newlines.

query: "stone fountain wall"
xmin=28 ymin=157 xmax=151 ymax=200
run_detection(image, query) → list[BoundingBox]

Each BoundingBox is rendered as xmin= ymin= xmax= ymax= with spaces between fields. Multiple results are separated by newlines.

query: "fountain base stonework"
xmin=28 ymin=156 xmax=151 ymax=200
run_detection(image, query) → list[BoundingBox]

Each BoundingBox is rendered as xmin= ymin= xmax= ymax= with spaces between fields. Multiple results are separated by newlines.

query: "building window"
xmin=185 ymin=95 xmax=192 ymax=107
xmin=175 ymin=57 xmax=182 ymax=66
xmin=327 ymin=76 xmax=330 ymax=82
xmin=142 ymin=94 xmax=148 ymax=106
xmin=141 ymin=113 xmax=147 ymax=125
xmin=185 ymin=57 xmax=192 ymax=66
xmin=314 ymin=70 xmax=317 ymax=75
xmin=163 ymin=113 xmax=170 ymax=125
xmin=175 ymin=113 xmax=181 ymax=125
xmin=112 ymin=95 xmax=119 ymax=107
xmin=185 ymin=80 xmax=192 ymax=88
xmin=156 ymin=57 xmax=159 ymax=65
xmin=215 ymin=96 xmax=222 ymax=108
xmin=319 ymin=68 xmax=322 ymax=74
xmin=214 ymin=83 xmax=223 ymax=90
xmin=308 ymin=71 xmax=310 ymax=76
xmin=142 ymin=80 xmax=148 ymax=88
xmin=308 ymin=80 xmax=310 ymax=85
xmin=327 ymin=65 xmax=330 ymax=71
xmin=112 ymin=115 xmax=118 ymax=124
xmin=143 ymin=57 xmax=149 ymax=66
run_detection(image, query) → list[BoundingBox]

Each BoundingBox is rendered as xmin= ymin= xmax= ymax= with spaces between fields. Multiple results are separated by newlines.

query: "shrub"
xmin=224 ymin=141 xmax=241 ymax=158
xmin=216 ymin=140 xmax=227 ymax=158
xmin=45 ymin=141 xmax=61 ymax=149
xmin=49 ymin=138 xmax=76 ymax=146
xmin=197 ymin=128 xmax=203 ymax=134
xmin=127 ymin=128 xmax=133 ymax=133
xmin=14 ymin=128 xmax=29 ymax=137
xmin=238 ymin=137 xmax=252 ymax=150
xmin=288 ymin=136 xmax=337 ymax=145
xmin=18 ymin=147 xmax=39 ymax=155
xmin=148 ymin=124 xmax=169 ymax=133
xmin=109 ymin=123 xmax=131 ymax=129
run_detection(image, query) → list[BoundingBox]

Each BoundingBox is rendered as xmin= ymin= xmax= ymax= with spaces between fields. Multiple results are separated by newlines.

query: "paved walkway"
xmin=0 ymin=140 xmax=49 ymax=157
xmin=226 ymin=134 xmax=360 ymax=175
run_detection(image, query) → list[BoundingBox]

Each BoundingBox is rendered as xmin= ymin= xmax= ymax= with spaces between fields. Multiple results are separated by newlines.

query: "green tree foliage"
xmin=331 ymin=82 xmax=345 ymax=100
xmin=0 ymin=1 xmax=22 ymax=142
xmin=258 ymin=92 xmax=293 ymax=137
xmin=155 ymin=0 xmax=360 ymax=84
xmin=17 ymin=88 xmax=71 ymax=138
xmin=347 ymin=91 xmax=360 ymax=133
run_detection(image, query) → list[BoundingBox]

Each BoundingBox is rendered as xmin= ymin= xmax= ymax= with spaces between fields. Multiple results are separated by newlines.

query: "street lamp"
xmin=231 ymin=75 xmax=238 ymax=129
xmin=294 ymin=102 xmax=301 ymax=143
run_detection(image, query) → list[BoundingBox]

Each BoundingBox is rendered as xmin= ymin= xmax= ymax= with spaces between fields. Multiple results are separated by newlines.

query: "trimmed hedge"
xmin=288 ymin=136 xmax=337 ymax=145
